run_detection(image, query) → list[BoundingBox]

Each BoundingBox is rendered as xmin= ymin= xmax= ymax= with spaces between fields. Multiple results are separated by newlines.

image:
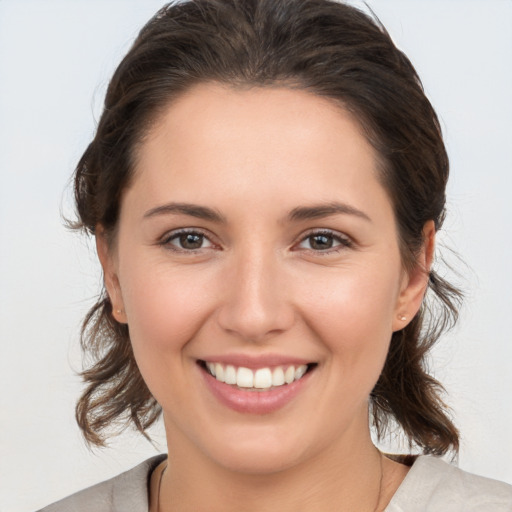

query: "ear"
xmin=392 ymin=220 xmax=435 ymax=332
xmin=95 ymin=225 xmax=127 ymax=324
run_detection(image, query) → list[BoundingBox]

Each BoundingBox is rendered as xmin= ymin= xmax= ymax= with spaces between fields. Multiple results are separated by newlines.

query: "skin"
xmin=98 ymin=83 xmax=434 ymax=511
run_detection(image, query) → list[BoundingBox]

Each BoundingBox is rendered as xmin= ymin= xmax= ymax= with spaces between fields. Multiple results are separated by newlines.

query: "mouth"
xmin=198 ymin=360 xmax=318 ymax=392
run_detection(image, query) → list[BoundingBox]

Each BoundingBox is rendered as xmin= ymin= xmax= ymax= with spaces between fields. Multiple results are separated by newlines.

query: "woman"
xmin=38 ymin=0 xmax=512 ymax=510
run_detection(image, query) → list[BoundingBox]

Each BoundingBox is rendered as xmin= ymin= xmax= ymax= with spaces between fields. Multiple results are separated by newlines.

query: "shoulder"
xmin=36 ymin=454 xmax=167 ymax=512
xmin=386 ymin=455 xmax=512 ymax=512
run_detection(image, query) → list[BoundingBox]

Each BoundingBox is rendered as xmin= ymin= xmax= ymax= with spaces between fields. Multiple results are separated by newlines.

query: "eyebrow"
xmin=287 ymin=202 xmax=372 ymax=223
xmin=143 ymin=202 xmax=226 ymax=223
xmin=143 ymin=200 xmax=371 ymax=224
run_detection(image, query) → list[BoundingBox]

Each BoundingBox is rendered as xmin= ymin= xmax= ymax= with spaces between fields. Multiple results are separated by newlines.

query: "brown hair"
xmin=74 ymin=0 xmax=461 ymax=454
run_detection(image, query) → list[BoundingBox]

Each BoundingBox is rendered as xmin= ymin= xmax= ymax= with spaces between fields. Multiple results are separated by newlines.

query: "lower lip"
xmin=200 ymin=365 xmax=313 ymax=414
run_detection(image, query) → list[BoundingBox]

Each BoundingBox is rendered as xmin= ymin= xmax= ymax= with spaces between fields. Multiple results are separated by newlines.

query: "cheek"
xmin=295 ymin=262 xmax=401 ymax=372
xmin=119 ymin=258 xmax=218 ymax=360
xmin=118 ymin=261 xmax=224 ymax=411
xmin=299 ymin=264 xmax=400 ymax=334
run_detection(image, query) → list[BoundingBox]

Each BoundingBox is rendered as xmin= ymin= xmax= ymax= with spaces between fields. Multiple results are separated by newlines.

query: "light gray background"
xmin=1 ymin=1 xmax=511 ymax=511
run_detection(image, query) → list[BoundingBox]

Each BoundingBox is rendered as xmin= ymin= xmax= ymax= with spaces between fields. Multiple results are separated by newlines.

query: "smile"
xmin=197 ymin=358 xmax=318 ymax=414
xmin=204 ymin=362 xmax=310 ymax=391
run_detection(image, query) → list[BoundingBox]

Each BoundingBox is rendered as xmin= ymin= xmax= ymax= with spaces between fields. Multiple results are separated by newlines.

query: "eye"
xmin=161 ymin=229 xmax=214 ymax=251
xmin=296 ymin=230 xmax=353 ymax=252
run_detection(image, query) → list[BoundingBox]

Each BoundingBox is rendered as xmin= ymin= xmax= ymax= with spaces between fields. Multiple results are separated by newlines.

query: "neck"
xmin=158 ymin=419 xmax=386 ymax=512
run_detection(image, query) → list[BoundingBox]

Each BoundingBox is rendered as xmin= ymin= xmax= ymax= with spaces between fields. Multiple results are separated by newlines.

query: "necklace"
xmin=154 ymin=454 xmax=384 ymax=512
xmin=373 ymin=451 xmax=384 ymax=512
xmin=154 ymin=461 xmax=167 ymax=512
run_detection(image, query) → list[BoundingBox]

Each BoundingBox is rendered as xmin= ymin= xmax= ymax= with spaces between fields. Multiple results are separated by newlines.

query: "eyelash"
xmin=295 ymin=229 xmax=354 ymax=254
xmin=159 ymin=228 xmax=216 ymax=253
xmin=158 ymin=228 xmax=354 ymax=254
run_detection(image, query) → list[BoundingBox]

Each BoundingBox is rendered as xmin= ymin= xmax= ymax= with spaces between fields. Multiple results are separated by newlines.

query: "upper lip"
xmin=198 ymin=353 xmax=315 ymax=369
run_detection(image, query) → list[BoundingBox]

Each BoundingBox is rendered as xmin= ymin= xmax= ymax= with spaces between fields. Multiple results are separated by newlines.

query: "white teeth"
xmin=224 ymin=364 xmax=237 ymax=385
xmin=272 ymin=367 xmax=285 ymax=386
xmin=215 ymin=363 xmax=224 ymax=382
xmin=206 ymin=361 xmax=311 ymax=389
xmin=206 ymin=362 xmax=216 ymax=376
xmin=237 ymin=367 xmax=254 ymax=388
xmin=254 ymin=368 xmax=272 ymax=388
xmin=284 ymin=366 xmax=295 ymax=384
xmin=295 ymin=365 xmax=307 ymax=380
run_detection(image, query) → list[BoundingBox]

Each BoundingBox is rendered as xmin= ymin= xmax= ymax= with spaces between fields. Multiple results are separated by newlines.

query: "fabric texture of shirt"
xmin=37 ymin=454 xmax=512 ymax=511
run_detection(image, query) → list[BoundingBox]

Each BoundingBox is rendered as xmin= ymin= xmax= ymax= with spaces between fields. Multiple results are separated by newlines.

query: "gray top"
xmin=38 ymin=454 xmax=512 ymax=511
xmin=386 ymin=456 xmax=512 ymax=511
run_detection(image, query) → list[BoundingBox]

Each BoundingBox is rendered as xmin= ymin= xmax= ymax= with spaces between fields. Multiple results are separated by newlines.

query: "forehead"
xmin=126 ymin=83 xmax=392 ymax=222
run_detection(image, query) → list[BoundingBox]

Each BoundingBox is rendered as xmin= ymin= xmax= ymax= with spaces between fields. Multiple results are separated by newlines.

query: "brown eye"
xmin=308 ymin=234 xmax=334 ymax=250
xmin=163 ymin=230 xmax=213 ymax=251
xmin=297 ymin=230 xmax=353 ymax=252
xmin=179 ymin=233 xmax=204 ymax=249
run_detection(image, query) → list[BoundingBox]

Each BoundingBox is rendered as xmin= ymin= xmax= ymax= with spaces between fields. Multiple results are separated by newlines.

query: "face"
xmin=99 ymin=83 xmax=431 ymax=474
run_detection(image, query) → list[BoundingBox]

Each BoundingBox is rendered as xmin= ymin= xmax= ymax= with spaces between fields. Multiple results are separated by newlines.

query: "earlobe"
xmin=95 ymin=225 xmax=126 ymax=324
xmin=392 ymin=220 xmax=436 ymax=332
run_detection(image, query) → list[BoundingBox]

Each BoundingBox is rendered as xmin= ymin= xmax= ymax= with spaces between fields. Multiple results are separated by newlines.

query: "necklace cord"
xmin=155 ymin=462 xmax=167 ymax=512
xmin=374 ymin=451 xmax=384 ymax=512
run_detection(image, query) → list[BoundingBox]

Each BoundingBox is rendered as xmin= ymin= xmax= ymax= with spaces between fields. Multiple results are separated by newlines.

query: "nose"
xmin=216 ymin=246 xmax=295 ymax=343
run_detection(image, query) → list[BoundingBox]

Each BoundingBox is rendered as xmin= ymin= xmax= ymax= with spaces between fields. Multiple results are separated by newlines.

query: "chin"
xmin=202 ymin=425 xmax=309 ymax=475
xmin=215 ymin=445 xmax=303 ymax=475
